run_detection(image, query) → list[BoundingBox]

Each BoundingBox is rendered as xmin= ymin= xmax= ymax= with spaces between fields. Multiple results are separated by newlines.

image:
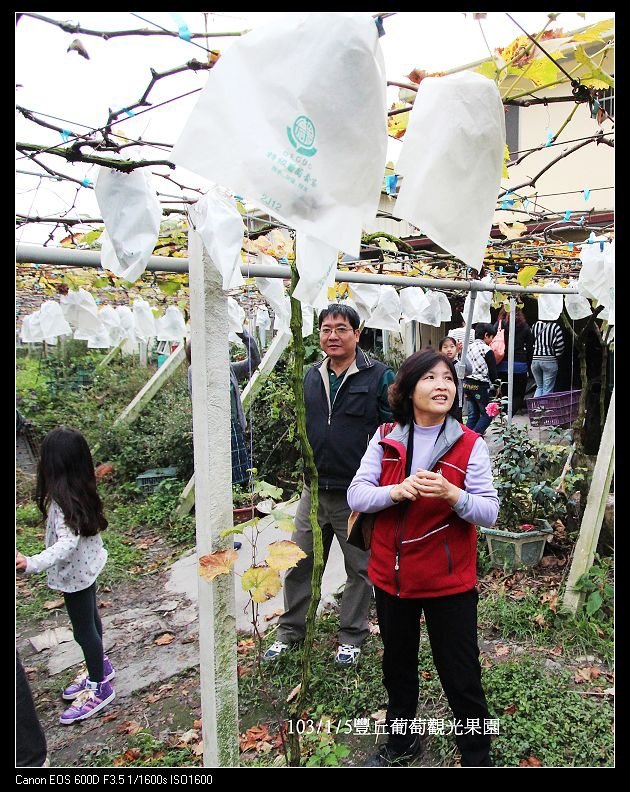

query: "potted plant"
xmin=232 ymin=475 xmax=284 ymax=525
xmin=480 ymin=400 xmax=568 ymax=570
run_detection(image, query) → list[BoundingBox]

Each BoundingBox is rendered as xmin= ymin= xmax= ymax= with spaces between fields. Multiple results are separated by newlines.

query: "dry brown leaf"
xmin=43 ymin=598 xmax=65 ymax=610
xmin=533 ymin=613 xmax=547 ymax=627
xmin=192 ymin=741 xmax=204 ymax=756
xmin=182 ymin=633 xmax=197 ymax=644
xmin=421 ymin=670 xmax=432 ymax=680
xmin=98 ymin=600 xmax=112 ymax=609
xmin=178 ymin=729 xmax=199 ymax=745
xmin=574 ymin=666 xmax=601 ymax=684
xmin=519 ymin=756 xmax=543 ymax=767
xmin=286 ymin=684 xmax=301 ymax=703
xmin=239 ymin=725 xmax=272 ymax=752
xmin=495 ymin=644 xmax=510 ymax=657
xmin=541 ymin=590 xmax=558 ymax=612
xmin=154 ymin=633 xmax=175 ymax=646
xmin=102 ymin=712 xmax=119 ymax=722
xmin=549 ymin=646 xmax=563 ymax=656
xmin=504 ymin=703 xmax=517 ymax=715
xmin=264 ymin=608 xmax=284 ymax=621
xmin=199 ymin=549 xmax=239 ymax=582
xmin=193 ymin=719 xmax=203 ymax=730
xmin=116 ymin=720 xmax=142 ymax=735
xmin=237 ymin=638 xmax=255 ymax=654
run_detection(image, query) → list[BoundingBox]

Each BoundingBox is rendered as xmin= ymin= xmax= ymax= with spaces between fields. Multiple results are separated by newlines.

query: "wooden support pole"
xmin=563 ymin=389 xmax=615 ymax=615
xmin=188 ymin=231 xmax=239 ymax=767
xmin=97 ymin=338 xmax=125 ymax=368
xmin=113 ymin=343 xmax=185 ymax=427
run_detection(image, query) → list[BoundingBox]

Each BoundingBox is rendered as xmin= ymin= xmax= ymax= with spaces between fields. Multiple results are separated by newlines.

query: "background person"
xmin=462 ymin=323 xmax=498 ymax=436
xmin=531 ymin=318 xmax=565 ymax=397
xmin=493 ymin=307 xmax=533 ymax=414
xmin=265 ymin=304 xmax=395 ymax=666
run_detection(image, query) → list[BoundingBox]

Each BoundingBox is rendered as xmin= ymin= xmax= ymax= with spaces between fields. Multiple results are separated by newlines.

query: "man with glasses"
xmin=265 ymin=304 xmax=395 ymax=665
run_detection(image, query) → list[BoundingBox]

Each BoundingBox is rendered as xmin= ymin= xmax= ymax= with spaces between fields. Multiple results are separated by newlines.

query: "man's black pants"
xmin=374 ymin=585 xmax=492 ymax=766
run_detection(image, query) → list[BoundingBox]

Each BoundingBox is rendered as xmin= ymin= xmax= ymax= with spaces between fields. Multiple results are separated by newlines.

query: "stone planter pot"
xmin=480 ymin=519 xmax=554 ymax=570
xmin=232 ymin=505 xmax=256 ymax=525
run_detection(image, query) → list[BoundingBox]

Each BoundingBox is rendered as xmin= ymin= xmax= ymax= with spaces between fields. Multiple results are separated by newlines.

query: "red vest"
xmin=368 ymin=425 xmax=479 ymax=599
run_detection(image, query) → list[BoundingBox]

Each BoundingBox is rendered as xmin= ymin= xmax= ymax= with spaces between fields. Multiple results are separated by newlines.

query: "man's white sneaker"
xmin=263 ymin=641 xmax=290 ymax=660
xmin=335 ymin=644 xmax=361 ymax=665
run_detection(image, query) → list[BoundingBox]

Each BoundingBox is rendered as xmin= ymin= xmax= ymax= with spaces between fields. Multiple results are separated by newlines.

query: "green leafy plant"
xmin=574 ymin=556 xmax=614 ymax=618
xmin=489 ymin=399 xmax=568 ymax=531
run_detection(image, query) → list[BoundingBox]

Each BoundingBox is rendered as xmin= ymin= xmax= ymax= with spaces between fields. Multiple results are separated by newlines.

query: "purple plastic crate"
xmin=526 ymin=390 xmax=581 ymax=427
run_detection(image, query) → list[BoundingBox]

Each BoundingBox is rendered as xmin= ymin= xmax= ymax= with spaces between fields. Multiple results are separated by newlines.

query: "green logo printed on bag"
xmin=287 ymin=115 xmax=317 ymax=157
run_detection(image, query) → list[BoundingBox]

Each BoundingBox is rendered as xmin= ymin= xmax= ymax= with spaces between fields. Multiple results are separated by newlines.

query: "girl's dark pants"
xmin=64 ymin=581 xmax=104 ymax=682
xmin=374 ymin=585 xmax=492 ymax=767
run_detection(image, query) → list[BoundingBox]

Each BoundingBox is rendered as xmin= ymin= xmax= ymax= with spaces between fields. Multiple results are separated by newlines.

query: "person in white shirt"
xmin=16 ymin=427 xmax=116 ymax=725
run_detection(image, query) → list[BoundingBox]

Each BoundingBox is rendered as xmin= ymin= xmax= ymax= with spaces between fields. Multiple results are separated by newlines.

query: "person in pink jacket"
xmin=348 ymin=350 xmax=499 ymax=767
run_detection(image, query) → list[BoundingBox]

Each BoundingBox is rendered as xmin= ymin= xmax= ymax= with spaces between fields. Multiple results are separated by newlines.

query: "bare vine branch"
xmin=19 ymin=12 xmax=244 ymax=40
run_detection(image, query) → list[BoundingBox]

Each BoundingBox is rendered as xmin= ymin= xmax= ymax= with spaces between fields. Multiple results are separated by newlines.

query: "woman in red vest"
xmin=348 ymin=350 xmax=499 ymax=767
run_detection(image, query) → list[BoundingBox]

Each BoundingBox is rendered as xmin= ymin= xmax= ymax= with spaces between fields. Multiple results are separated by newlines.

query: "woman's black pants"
xmin=374 ymin=585 xmax=492 ymax=767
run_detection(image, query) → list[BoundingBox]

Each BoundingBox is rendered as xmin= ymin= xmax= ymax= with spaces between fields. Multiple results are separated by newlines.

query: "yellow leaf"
xmin=524 ymin=57 xmax=560 ymax=87
xmin=265 ymin=540 xmax=307 ymax=572
xmin=573 ymin=46 xmax=614 ymax=88
xmin=270 ymin=509 xmax=296 ymax=533
xmin=517 ymin=266 xmax=539 ymax=287
xmin=327 ymin=286 xmax=337 ymax=301
xmin=502 ymin=144 xmax=510 ymax=179
xmin=499 ymin=221 xmax=528 ymax=240
xmin=387 ymin=104 xmax=410 ymax=139
xmin=241 ymin=565 xmax=282 ymax=603
xmin=198 ymin=549 xmax=239 ymax=582
xmin=570 ymin=19 xmax=614 ymax=43
xmin=475 ymin=61 xmax=499 ymax=81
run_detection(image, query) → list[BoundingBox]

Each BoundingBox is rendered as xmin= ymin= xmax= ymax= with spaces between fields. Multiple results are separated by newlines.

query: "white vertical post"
xmin=507 ymin=296 xmax=516 ymax=425
xmin=188 ymin=231 xmax=239 ymax=767
xmin=139 ymin=340 xmax=148 ymax=367
xmin=457 ymin=291 xmax=476 ymax=410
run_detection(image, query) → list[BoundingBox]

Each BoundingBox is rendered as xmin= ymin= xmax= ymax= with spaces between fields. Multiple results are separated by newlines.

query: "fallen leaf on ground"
xmin=43 ymin=599 xmax=65 ymax=610
xmin=182 ymin=633 xmax=197 ymax=644
xmin=286 ymin=684 xmax=301 ymax=703
xmin=178 ymin=729 xmax=199 ymax=745
xmin=237 ymin=638 xmax=254 ymax=654
xmin=264 ymin=608 xmax=284 ymax=621
xmin=574 ymin=666 xmax=601 ymax=683
xmin=117 ymin=720 xmax=142 ymax=735
xmin=193 ymin=719 xmax=202 ymax=730
xmin=113 ymin=748 xmax=141 ymax=766
xmin=192 ymin=741 xmax=204 ymax=756
xmin=533 ymin=613 xmax=547 ymax=627
xmin=98 ymin=600 xmax=112 ymax=608
xmin=504 ymin=704 xmax=517 ymax=715
xmin=103 ymin=712 xmax=118 ymax=722
xmin=495 ymin=644 xmax=510 ymax=656
xmin=549 ymin=646 xmax=563 ymax=656
xmin=421 ymin=670 xmax=432 ymax=680
xmin=154 ymin=633 xmax=175 ymax=646
xmin=519 ymin=755 xmax=543 ymax=767
xmin=239 ymin=725 xmax=272 ymax=752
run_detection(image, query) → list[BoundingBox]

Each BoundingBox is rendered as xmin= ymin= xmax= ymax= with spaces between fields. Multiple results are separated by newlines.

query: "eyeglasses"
xmin=320 ymin=326 xmax=354 ymax=337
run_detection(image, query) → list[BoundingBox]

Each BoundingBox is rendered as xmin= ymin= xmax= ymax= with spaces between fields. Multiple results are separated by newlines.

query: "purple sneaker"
xmin=59 ymin=680 xmax=115 ymax=724
xmin=62 ymin=656 xmax=116 ymax=701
